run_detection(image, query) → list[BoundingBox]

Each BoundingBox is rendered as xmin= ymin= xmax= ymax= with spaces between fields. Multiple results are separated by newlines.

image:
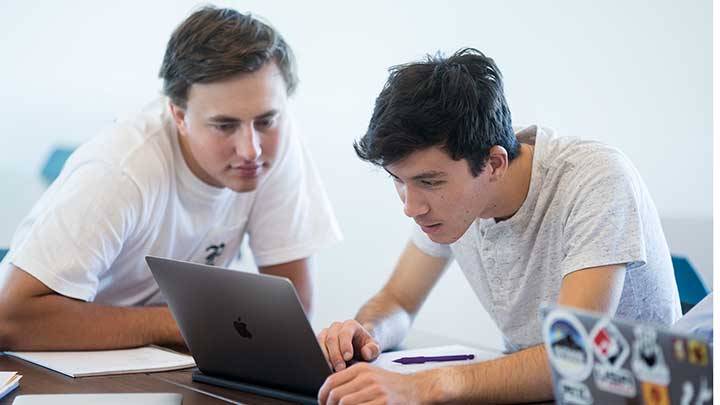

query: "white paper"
xmin=5 ymin=346 xmax=195 ymax=378
xmin=0 ymin=372 xmax=18 ymax=385
xmin=372 ymin=344 xmax=501 ymax=374
xmin=0 ymin=371 xmax=21 ymax=399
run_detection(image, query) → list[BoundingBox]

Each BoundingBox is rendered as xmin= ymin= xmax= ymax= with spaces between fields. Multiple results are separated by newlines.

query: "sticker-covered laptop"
xmin=542 ymin=306 xmax=712 ymax=405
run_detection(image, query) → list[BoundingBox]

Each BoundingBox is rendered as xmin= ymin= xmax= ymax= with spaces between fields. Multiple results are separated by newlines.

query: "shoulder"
xmin=540 ymin=133 xmax=641 ymax=192
xmin=69 ymin=98 xmax=177 ymax=194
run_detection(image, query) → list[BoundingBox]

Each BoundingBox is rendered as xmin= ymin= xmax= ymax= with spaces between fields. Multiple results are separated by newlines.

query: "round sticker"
xmin=543 ymin=309 xmax=593 ymax=381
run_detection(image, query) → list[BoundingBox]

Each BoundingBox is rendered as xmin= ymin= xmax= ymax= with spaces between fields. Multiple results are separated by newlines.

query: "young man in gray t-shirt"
xmin=315 ymin=48 xmax=681 ymax=404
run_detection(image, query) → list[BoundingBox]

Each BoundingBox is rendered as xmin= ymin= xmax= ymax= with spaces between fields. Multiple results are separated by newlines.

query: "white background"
xmin=0 ymin=0 xmax=712 ymax=349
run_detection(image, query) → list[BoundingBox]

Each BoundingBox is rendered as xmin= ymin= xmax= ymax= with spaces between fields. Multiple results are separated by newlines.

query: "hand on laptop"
xmin=317 ymin=320 xmax=381 ymax=372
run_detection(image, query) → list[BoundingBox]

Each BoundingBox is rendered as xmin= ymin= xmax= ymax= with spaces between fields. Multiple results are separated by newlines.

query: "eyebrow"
xmin=384 ymin=168 xmax=447 ymax=181
xmin=411 ymin=171 xmax=447 ymax=181
xmin=208 ymin=109 xmax=279 ymax=123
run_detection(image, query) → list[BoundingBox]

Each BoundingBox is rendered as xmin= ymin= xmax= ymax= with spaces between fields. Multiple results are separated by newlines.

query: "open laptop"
xmin=542 ymin=306 xmax=713 ymax=404
xmin=145 ymin=256 xmax=331 ymax=405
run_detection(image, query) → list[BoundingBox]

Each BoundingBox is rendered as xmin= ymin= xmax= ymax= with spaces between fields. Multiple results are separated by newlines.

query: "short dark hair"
xmin=354 ymin=48 xmax=519 ymax=176
xmin=159 ymin=5 xmax=297 ymax=108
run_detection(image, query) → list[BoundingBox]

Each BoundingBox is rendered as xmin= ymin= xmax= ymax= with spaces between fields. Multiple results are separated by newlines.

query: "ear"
xmin=168 ymin=102 xmax=189 ymax=137
xmin=486 ymin=146 xmax=509 ymax=182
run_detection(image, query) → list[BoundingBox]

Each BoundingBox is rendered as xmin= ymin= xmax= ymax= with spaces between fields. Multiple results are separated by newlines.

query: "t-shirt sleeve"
xmin=410 ymin=223 xmax=453 ymax=258
xmin=246 ymin=120 xmax=342 ymax=267
xmin=7 ymin=161 xmax=142 ymax=301
xmin=560 ymin=152 xmax=647 ymax=277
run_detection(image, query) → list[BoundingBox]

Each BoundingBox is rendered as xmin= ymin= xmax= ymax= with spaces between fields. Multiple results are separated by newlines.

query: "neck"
xmin=492 ymin=143 xmax=534 ymax=221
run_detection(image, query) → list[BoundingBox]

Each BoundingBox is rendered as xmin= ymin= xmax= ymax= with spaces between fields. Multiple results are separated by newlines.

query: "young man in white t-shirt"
xmin=316 ymin=48 xmax=680 ymax=403
xmin=0 ymin=6 xmax=341 ymax=351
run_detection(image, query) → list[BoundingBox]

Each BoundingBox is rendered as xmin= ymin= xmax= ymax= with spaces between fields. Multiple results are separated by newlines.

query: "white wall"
xmin=0 ymin=0 xmax=712 ymax=349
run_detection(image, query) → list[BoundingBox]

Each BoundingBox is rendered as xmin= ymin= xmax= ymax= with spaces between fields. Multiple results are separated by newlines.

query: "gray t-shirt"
xmin=412 ymin=125 xmax=681 ymax=352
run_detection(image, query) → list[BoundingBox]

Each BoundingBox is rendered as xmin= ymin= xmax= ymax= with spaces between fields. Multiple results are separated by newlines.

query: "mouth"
xmin=227 ymin=163 xmax=261 ymax=178
xmin=417 ymin=222 xmax=442 ymax=234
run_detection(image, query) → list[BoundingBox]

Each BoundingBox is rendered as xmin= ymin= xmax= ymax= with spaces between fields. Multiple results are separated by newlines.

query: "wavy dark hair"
xmin=159 ymin=5 xmax=297 ymax=107
xmin=354 ymin=48 xmax=519 ymax=176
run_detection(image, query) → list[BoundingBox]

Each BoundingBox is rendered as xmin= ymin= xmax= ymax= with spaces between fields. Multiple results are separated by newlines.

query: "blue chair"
xmin=672 ymin=255 xmax=710 ymax=314
xmin=0 ymin=248 xmax=7 ymax=262
xmin=40 ymin=147 xmax=74 ymax=185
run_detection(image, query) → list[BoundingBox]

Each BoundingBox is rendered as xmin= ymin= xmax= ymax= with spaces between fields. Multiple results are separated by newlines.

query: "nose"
xmin=234 ymin=124 xmax=261 ymax=162
xmin=401 ymin=185 xmax=429 ymax=218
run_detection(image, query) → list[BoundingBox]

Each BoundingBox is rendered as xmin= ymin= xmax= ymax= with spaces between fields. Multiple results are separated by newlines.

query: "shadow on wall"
xmin=662 ymin=217 xmax=713 ymax=287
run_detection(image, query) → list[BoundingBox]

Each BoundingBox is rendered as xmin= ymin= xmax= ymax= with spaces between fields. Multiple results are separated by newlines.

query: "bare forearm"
xmin=296 ymin=283 xmax=313 ymax=319
xmin=355 ymin=290 xmax=413 ymax=352
xmin=423 ymin=345 xmax=554 ymax=403
xmin=0 ymin=294 xmax=183 ymax=351
xmin=260 ymin=258 xmax=314 ymax=318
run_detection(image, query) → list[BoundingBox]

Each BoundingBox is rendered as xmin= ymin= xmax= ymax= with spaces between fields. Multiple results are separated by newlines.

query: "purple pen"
xmin=392 ymin=354 xmax=475 ymax=365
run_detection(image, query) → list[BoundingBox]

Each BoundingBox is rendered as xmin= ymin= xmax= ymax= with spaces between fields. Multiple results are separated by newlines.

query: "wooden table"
xmin=0 ymin=330 xmax=495 ymax=404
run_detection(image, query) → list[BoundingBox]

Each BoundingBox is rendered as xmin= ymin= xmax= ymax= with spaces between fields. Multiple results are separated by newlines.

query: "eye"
xmin=210 ymin=123 xmax=236 ymax=133
xmin=254 ymin=117 xmax=277 ymax=130
xmin=420 ymin=180 xmax=444 ymax=187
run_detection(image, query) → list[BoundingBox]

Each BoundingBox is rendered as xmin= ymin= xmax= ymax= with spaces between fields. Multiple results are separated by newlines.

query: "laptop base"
xmin=192 ymin=370 xmax=318 ymax=405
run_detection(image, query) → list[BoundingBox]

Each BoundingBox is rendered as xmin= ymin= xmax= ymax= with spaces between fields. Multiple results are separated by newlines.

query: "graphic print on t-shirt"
xmin=205 ymin=243 xmax=225 ymax=265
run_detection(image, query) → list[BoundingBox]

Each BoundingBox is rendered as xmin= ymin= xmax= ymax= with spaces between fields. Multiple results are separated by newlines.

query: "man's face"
xmin=385 ymin=147 xmax=499 ymax=244
xmin=170 ymin=62 xmax=288 ymax=193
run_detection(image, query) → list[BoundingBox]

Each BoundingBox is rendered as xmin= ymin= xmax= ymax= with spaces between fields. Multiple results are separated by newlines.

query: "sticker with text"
xmin=593 ymin=363 xmax=636 ymax=397
xmin=631 ymin=326 xmax=670 ymax=385
xmin=543 ymin=309 xmax=593 ymax=382
xmin=558 ymin=379 xmax=593 ymax=405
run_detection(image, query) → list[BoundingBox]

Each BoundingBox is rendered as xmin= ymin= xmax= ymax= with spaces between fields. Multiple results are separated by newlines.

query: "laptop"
xmin=145 ymin=256 xmax=331 ymax=405
xmin=542 ymin=306 xmax=713 ymax=405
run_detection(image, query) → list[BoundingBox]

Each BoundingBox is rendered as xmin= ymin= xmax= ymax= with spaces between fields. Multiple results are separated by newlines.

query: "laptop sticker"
xmin=558 ymin=379 xmax=593 ymax=405
xmin=687 ymin=340 xmax=709 ymax=367
xmin=641 ymin=382 xmax=670 ymax=405
xmin=680 ymin=380 xmax=692 ymax=405
xmin=673 ymin=339 xmax=686 ymax=362
xmin=589 ymin=318 xmax=629 ymax=367
xmin=593 ymin=363 xmax=636 ymax=398
xmin=680 ymin=377 xmax=713 ymax=405
xmin=543 ymin=310 xmax=593 ymax=382
xmin=631 ymin=326 xmax=670 ymax=385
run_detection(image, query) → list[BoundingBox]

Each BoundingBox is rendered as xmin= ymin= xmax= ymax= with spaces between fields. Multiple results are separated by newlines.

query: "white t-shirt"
xmin=0 ymin=98 xmax=342 ymax=306
xmin=412 ymin=125 xmax=681 ymax=352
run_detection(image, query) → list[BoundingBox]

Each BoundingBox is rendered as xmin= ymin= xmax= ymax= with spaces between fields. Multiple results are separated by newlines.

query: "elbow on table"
xmin=0 ymin=314 xmax=22 ymax=351
xmin=0 ymin=297 xmax=31 ymax=351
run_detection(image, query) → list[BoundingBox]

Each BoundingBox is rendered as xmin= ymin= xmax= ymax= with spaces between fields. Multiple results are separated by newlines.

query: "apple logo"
xmin=233 ymin=317 xmax=253 ymax=339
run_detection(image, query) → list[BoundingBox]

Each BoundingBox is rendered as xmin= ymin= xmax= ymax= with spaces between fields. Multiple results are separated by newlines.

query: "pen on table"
xmin=392 ymin=354 xmax=475 ymax=365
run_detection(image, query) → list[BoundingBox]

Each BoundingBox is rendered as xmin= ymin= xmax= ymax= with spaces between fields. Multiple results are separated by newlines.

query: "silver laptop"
xmin=542 ymin=306 xmax=713 ymax=404
xmin=145 ymin=256 xmax=331 ymax=405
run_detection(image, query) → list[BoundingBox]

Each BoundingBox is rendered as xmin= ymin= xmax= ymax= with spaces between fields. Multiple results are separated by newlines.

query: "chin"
xmin=226 ymin=179 xmax=259 ymax=193
xmin=426 ymin=234 xmax=457 ymax=245
xmin=427 ymin=233 xmax=460 ymax=245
